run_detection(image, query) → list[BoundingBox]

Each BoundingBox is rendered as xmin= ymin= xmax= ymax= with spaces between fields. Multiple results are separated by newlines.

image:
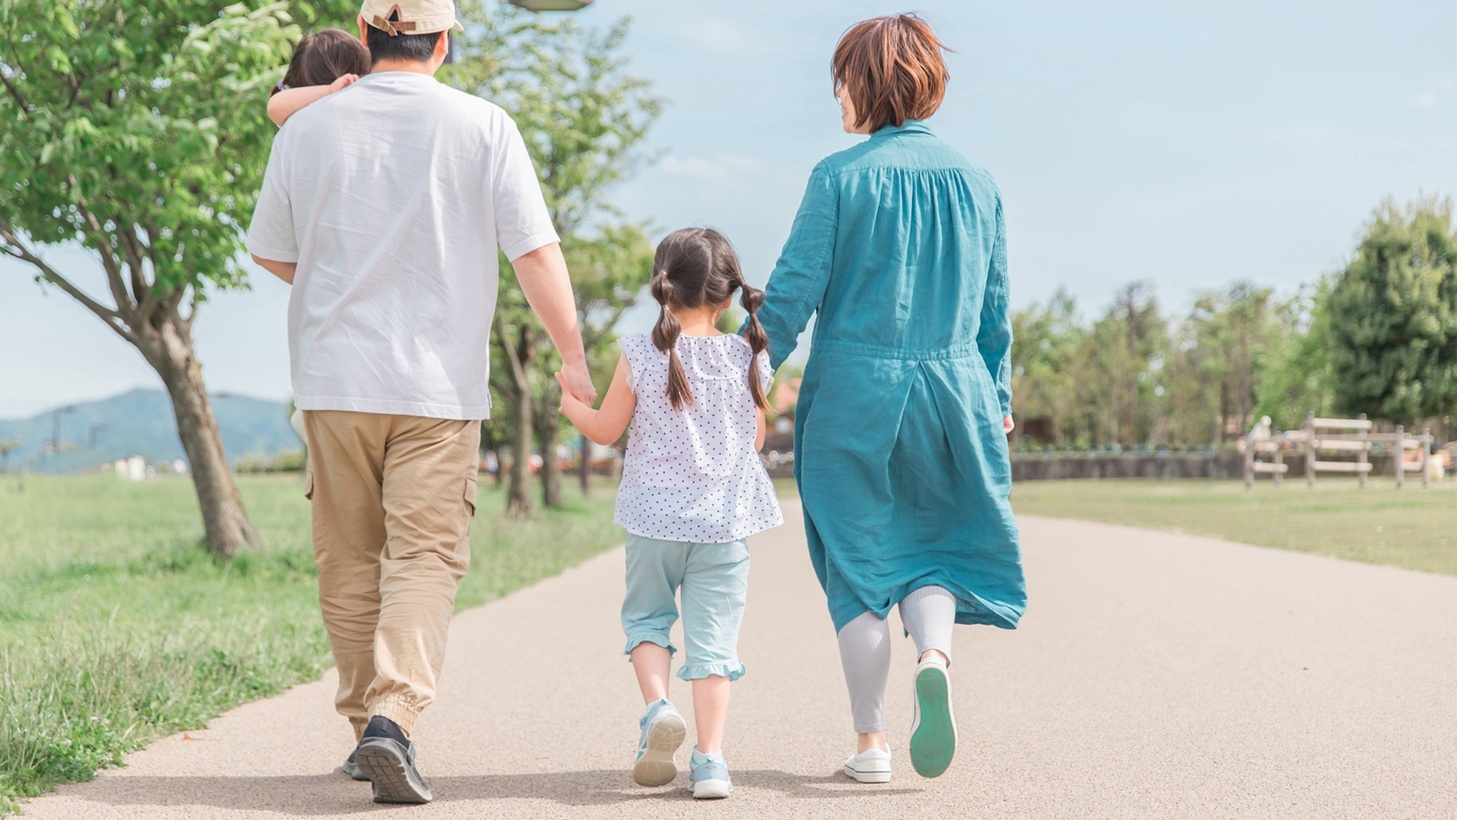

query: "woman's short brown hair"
xmin=832 ymin=14 xmax=949 ymax=132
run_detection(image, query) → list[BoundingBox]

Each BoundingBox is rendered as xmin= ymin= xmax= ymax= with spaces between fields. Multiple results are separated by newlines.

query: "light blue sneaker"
xmin=689 ymin=747 xmax=732 ymax=799
xmin=632 ymin=699 xmax=686 ymax=787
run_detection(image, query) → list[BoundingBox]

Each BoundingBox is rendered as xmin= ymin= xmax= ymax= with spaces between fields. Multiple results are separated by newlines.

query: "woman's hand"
xmin=1003 ymin=415 xmax=1015 ymax=435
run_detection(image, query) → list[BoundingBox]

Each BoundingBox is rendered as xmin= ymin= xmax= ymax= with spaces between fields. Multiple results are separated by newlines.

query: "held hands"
xmin=328 ymin=74 xmax=360 ymax=93
xmin=556 ymin=360 xmax=599 ymax=407
xmin=1004 ymin=415 xmax=1015 ymax=435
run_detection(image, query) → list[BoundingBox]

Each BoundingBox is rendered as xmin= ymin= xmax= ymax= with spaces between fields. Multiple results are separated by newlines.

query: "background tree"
xmin=1327 ymin=196 xmax=1457 ymax=423
xmin=452 ymin=2 xmax=661 ymax=513
xmin=0 ymin=437 xmax=20 ymax=473
xmin=0 ymin=1 xmax=349 ymax=558
xmin=1011 ymin=288 xmax=1083 ymax=446
xmin=1254 ymin=281 xmax=1335 ymax=430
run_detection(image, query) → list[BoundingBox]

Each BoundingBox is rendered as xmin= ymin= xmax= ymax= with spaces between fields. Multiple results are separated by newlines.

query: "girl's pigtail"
xmin=651 ymin=270 xmax=694 ymax=410
xmin=740 ymin=279 xmax=770 ymax=410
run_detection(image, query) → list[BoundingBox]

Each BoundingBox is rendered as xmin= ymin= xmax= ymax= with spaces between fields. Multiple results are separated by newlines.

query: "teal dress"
xmin=758 ymin=120 xmax=1026 ymax=633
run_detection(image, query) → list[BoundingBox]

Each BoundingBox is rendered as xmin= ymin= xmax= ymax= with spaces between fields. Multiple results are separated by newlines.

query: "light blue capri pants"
xmin=621 ymin=534 xmax=750 ymax=681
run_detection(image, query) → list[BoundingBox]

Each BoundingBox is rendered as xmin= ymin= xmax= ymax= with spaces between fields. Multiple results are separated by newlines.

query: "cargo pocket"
xmin=304 ymin=470 xmax=315 ymax=501
xmin=464 ymin=474 xmax=478 ymax=517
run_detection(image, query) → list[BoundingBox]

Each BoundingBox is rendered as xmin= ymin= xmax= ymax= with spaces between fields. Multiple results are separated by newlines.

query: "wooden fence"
xmin=1242 ymin=412 xmax=1431 ymax=488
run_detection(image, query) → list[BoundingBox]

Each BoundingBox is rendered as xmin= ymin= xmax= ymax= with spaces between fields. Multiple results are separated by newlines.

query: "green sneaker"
xmin=908 ymin=658 xmax=956 ymax=778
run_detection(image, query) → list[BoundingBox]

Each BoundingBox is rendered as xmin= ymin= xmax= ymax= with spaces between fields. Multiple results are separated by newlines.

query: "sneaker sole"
xmin=692 ymin=778 xmax=732 ymax=799
xmin=909 ymin=665 xmax=956 ymax=779
xmin=355 ymin=738 xmax=433 ymax=804
xmin=843 ymin=763 xmax=892 ymax=784
xmin=632 ymin=712 xmax=686 ymax=787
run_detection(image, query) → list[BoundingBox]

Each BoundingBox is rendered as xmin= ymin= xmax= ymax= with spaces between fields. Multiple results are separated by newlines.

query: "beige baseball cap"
xmin=360 ymin=0 xmax=464 ymax=36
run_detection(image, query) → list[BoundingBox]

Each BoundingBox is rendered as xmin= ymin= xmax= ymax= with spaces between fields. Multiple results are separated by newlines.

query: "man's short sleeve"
xmin=490 ymin=116 xmax=560 ymax=261
xmin=246 ymin=137 xmax=299 ymax=263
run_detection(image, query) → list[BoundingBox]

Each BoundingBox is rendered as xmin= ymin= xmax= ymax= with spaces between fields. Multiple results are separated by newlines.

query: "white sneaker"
xmin=909 ymin=657 xmax=956 ymax=778
xmin=843 ymin=747 xmax=892 ymax=783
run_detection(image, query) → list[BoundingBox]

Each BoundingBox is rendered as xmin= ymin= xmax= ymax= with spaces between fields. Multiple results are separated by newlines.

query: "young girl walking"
xmin=556 ymin=228 xmax=783 ymax=800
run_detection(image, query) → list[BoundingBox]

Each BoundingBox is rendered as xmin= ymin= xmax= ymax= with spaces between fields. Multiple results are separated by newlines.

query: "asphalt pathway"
xmin=22 ymin=501 xmax=1457 ymax=818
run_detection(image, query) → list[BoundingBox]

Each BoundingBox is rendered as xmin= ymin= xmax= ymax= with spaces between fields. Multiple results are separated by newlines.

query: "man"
xmin=247 ymin=0 xmax=595 ymax=805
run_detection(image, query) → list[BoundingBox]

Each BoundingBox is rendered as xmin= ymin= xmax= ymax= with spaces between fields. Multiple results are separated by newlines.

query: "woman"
xmin=756 ymin=14 xmax=1026 ymax=783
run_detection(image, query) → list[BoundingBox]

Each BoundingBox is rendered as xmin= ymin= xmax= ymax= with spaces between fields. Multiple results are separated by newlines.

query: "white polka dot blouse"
xmin=615 ymin=333 xmax=784 ymax=543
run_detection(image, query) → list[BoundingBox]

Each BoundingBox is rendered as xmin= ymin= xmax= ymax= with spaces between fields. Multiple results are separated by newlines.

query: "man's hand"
xmin=558 ymin=359 xmax=598 ymax=405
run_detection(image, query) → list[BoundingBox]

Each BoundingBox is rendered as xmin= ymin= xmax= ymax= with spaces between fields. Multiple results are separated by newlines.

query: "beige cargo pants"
xmin=303 ymin=410 xmax=481 ymax=740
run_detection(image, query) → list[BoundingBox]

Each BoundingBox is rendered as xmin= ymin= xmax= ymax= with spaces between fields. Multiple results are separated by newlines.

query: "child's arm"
xmin=267 ymin=74 xmax=360 ymax=126
xmin=555 ymin=356 xmax=636 ymax=446
xmin=755 ymin=409 xmax=766 ymax=452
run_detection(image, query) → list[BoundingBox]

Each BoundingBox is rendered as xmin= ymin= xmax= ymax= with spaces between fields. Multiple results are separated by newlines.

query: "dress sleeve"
xmin=755 ymin=161 xmax=839 ymax=371
xmin=621 ymin=335 xmax=654 ymax=395
xmin=978 ymin=196 xmax=1013 ymax=416
xmin=619 ymin=337 xmax=637 ymax=395
xmin=757 ymin=349 xmax=774 ymax=393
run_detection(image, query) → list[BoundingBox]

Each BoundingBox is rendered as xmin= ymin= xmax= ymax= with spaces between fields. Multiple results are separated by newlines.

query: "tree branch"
xmin=0 ymin=70 xmax=29 ymax=115
xmin=65 ymin=174 xmax=134 ymax=315
xmin=0 ymin=215 xmax=134 ymax=344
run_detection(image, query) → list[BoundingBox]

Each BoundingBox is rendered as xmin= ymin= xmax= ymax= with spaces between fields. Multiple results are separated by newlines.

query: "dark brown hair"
xmin=650 ymin=228 xmax=770 ymax=412
xmin=831 ymin=14 xmax=950 ymax=132
xmin=272 ymin=29 xmax=371 ymax=97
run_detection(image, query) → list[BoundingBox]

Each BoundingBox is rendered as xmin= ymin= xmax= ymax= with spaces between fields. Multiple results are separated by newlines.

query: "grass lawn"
xmin=0 ymin=473 xmax=620 ymax=813
xmin=1011 ymin=477 xmax=1457 ymax=576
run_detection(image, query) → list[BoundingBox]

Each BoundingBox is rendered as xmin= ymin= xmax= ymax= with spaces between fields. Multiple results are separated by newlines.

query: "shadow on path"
xmin=62 ymin=769 xmax=922 ymax=814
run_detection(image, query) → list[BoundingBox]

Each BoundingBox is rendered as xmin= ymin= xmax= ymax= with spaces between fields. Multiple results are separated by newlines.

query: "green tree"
xmin=1011 ymin=287 xmax=1083 ymax=447
xmin=451 ymin=2 xmax=661 ymax=513
xmin=1253 ymin=281 xmax=1335 ymax=430
xmin=1327 ymin=197 xmax=1457 ymax=423
xmin=0 ymin=437 xmax=20 ymax=473
xmin=0 ymin=2 xmax=333 ymax=557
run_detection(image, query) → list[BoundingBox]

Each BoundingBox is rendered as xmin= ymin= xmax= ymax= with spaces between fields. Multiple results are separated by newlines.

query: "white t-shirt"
xmin=615 ymin=333 xmax=783 ymax=543
xmin=246 ymin=71 xmax=558 ymax=420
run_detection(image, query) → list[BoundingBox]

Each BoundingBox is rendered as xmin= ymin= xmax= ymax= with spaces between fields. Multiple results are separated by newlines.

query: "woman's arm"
xmin=977 ymin=196 xmax=1014 ymax=422
xmin=555 ymin=356 xmax=636 ymax=446
xmin=754 ymin=162 xmax=840 ymax=370
xmin=266 ymin=74 xmax=359 ymax=126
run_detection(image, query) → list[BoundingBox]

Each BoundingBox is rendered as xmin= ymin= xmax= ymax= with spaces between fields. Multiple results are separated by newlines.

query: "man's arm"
xmin=251 ymin=254 xmax=296 ymax=285
xmin=510 ymin=242 xmax=595 ymax=403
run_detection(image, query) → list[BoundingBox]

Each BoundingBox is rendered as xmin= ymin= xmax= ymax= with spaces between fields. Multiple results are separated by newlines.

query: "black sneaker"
xmin=340 ymin=748 xmax=369 ymax=781
xmin=353 ymin=716 xmax=433 ymax=804
xmin=343 ymin=743 xmax=418 ymax=781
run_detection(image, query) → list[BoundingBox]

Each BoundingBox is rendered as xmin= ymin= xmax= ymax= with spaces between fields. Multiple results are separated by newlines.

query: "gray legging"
xmin=836 ymin=585 xmax=957 ymax=734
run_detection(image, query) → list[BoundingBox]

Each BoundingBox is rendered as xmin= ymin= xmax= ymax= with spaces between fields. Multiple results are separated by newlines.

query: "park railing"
xmin=1241 ymin=412 xmax=1432 ymax=489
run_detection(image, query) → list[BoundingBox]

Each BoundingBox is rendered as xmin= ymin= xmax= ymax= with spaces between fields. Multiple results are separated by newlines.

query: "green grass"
xmin=0 ymin=473 xmax=619 ymax=813
xmin=1011 ymin=477 xmax=1457 ymax=575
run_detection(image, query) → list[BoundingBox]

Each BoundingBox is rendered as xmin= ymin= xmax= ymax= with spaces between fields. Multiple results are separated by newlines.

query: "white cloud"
xmin=1415 ymin=91 xmax=1437 ymax=109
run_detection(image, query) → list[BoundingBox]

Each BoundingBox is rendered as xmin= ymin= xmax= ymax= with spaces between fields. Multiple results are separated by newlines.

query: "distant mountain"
xmin=0 ymin=389 xmax=300 ymax=475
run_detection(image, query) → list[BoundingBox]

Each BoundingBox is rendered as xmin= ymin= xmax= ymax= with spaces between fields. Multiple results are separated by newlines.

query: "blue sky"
xmin=2 ymin=0 xmax=1455 ymax=417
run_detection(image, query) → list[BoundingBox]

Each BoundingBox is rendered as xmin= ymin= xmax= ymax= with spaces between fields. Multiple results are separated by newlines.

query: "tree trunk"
xmin=136 ymin=309 xmax=261 ymax=559
xmin=507 ymin=382 xmax=534 ymax=516
xmin=578 ymin=433 xmax=590 ymax=495
xmin=533 ymin=401 xmax=562 ymax=507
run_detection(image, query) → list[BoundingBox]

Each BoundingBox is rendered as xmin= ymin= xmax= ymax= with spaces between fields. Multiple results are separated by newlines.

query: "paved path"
xmin=22 ymin=502 xmax=1457 ymax=818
